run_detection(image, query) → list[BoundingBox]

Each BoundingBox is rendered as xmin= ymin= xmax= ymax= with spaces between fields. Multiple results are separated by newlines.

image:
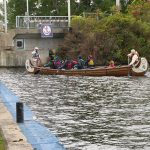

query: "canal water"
xmin=0 ymin=68 xmax=150 ymax=150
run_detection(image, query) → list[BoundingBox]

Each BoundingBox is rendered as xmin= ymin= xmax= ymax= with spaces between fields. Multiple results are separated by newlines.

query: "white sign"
xmin=41 ymin=24 xmax=53 ymax=38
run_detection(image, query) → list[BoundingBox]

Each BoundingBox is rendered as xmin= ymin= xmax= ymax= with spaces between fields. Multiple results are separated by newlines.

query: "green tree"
xmin=7 ymin=0 xmax=38 ymax=28
xmin=7 ymin=0 xmax=79 ymax=27
xmin=79 ymin=0 xmax=92 ymax=12
xmin=62 ymin=13 xmax=150 ymax=64
xmin=140 ymin=3 xmax=150 ymax=23
xmin=93 ymin=0 xmax=116 ymax=13
xmin=120 ymin=0 xmax=128 ymax=13
xmin=128 ymin=0 xmax=150 ymax=22
xmin=0 ymin=3 xmax=4 ymax=21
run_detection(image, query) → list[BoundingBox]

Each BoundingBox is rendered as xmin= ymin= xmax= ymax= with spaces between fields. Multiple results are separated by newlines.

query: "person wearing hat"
xmin=32 ymin=47 xmax=41 ymax=66
xmin=127 ymin=49 xmax=140 ymax=66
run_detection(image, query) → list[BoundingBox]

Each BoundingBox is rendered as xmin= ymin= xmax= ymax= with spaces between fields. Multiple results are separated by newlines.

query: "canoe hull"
xmin=25 ymin=58 xmax=148 ymax=77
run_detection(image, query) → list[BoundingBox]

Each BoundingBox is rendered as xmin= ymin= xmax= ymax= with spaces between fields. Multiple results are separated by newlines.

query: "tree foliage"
xmin=0 ymin=3 xmax=4 ymax=21
xmin=6 ymin=0 xmax=150 ymax=64
xmin=93 ymin=0 xmax=116 ymax=13
xmin=7 ymin=0 xmax=117 ymax=27
xmin=62 ymin=10 xmax=150 ymax=64
xmin=7 ymin=0 xmax=38 ymax=27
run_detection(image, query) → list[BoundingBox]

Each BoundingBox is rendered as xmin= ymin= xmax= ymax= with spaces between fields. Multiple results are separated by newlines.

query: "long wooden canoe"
xmin=25 ymin=57 xmax=148 ymax=77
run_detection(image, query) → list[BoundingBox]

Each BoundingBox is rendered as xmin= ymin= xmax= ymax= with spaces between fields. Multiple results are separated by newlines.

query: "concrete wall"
xmin=0 ymin=82 xmax=66 ymax=150
xmin=0 ymin=50 xmax=55 ymax=67
xmin=0 ymin=29 xmax=65 ymax=67
xmin=13 ymin=38 xmax=64 ymax=66
xmin=20 ymin=38 xmax=64 ymax=51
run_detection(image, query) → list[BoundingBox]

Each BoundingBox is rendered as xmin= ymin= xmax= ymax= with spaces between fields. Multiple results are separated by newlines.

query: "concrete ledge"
xmin=15 ymin=28 xmax=68 ymax=34
xmin=0 ymin=82 xmax=65 ymax=150
xmin=0 ymin=101 xmax=33 ymax=150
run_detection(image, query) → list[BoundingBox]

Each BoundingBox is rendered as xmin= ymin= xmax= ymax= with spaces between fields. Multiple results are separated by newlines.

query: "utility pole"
xmin=4 ymin=0 xmax=7 ymax=33
xmin=68 ymin=0 xmax=71 ymax=27
xmin=116 ymin=0 xmax=121 ymax=11
xmin=116 ymin=0 xmax=120 ymax=7
xmin=26 ymin=0 xmax=29 ymax=16
xmin=26 ymin=0 xmax=29 ymax=29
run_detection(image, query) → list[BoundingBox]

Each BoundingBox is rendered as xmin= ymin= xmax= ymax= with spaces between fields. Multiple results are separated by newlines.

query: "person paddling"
xmin=75 ymin=56 xmax=85 ymax=69
xmin=127 ymin=49 xmax=140 ymax=67
xmin=32 ymin=47 xmax=41 ymax=67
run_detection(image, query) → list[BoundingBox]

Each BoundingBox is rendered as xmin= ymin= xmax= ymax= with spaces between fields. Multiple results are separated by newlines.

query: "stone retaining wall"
xmin=0 ymin=29 xmax=65 ymax=67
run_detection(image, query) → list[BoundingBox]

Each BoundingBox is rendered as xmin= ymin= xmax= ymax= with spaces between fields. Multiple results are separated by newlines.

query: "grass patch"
xmin=0 ymin=132 xmax=6 ymax=150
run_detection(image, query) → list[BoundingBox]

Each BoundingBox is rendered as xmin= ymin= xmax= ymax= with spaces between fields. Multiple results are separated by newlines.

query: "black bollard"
xmin=16 ymin=102 xmax=24 ymax=123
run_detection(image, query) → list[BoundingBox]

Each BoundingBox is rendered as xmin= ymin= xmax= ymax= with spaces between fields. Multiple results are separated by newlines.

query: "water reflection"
xmin=0 ymin=68 xmax=150 ymax=150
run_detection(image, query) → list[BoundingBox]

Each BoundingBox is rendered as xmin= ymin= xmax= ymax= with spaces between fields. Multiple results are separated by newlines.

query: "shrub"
xmin=61 ymin=13 xmax=150 ymax=64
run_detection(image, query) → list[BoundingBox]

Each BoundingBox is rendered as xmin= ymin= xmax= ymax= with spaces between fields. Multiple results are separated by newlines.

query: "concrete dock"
xmin=0 ymin=82 xmax=65 ymax=150
xmin=0 ymin=100 xmax=33 ymax=150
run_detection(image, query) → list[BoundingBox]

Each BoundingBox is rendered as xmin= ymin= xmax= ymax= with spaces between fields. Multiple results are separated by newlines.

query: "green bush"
xmin=62 ymin=13 xmax=150 ymax=65
xmin=0 ymin=132 xmax=5 ymax=150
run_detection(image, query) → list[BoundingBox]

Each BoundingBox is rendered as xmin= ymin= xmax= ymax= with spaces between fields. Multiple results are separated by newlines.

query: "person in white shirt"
xmin=127 ymin=49 xmax=140 ymax=67
xmin=32 ymin=47 xmax=41 ymax=66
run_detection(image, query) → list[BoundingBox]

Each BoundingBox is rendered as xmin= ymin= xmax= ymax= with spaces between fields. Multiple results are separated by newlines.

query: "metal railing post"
xmin=16 ymin=16 xmax=17 ymax=28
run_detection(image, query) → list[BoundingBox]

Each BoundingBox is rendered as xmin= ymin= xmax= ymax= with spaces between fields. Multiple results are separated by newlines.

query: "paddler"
xmin=32 ymin=47 xmax=41 ymax=67
xmin=127 ymin=49 xmax=140 ymax=67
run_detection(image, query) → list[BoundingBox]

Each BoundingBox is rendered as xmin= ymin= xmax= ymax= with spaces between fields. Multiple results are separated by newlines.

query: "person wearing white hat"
xmin=32 ymin=47 xmax=41 ymax=66
xmin=127 ymin=49 xmax=139 ymax=66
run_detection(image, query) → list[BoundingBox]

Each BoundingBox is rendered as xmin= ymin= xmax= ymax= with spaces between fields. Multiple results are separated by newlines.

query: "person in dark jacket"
xmin=44 ymin=48 xmax=55 ymax=68
xmin=74 ymin=56 xmax=85 ymax=69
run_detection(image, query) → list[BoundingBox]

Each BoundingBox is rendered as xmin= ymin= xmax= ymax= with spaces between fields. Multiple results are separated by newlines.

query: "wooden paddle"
xmin=34 ymin=69 xmax=41 ymax=74
xmin=34 ymin=59 xmax=42 ymax=74
xmin=34 ymin=66 xmax=42 ymax=74
xmin=128 ymin=56 xmax=132 ymax=77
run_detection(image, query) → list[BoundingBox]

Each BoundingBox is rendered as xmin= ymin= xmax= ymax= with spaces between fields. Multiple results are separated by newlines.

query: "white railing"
xmin=16 ymin=16 xmax=69 ymax=29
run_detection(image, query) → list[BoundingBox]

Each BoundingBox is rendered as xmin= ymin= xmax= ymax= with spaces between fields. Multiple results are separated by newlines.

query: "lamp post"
xmin=26 ymin=0 xmax=29 ymax=29
xmin=67 ymin=0 xmax=71 ymax=27
xmin=4 ymin=0 xmax=7 ymax=33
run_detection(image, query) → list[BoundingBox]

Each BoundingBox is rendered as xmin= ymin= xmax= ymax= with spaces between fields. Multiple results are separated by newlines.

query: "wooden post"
xmin=16 ymin=102 xmax=24 ymax=123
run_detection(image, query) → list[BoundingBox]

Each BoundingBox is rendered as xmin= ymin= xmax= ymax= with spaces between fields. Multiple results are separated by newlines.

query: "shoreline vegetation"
xmin=2 ymin=0 xmax=150 ymax=65
xmin=55 ymin=1 xmax=150 ymax=65
xmin=0 ymin=131 xmax=6 ymax=150
xmin=59 ymin=11 xmax=150 ymax=65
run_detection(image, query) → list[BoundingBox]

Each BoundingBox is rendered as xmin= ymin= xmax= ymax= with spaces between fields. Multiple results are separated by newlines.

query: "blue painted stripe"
xmin=0 ymin=82 xmax=66 ymax=150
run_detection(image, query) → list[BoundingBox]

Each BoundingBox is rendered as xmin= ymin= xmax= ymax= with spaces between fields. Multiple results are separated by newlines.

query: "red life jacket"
xmin=67 ymin=61 xmax=73 ymax=69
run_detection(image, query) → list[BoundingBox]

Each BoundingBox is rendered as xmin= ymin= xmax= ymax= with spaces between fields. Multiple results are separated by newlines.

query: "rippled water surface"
xmin=0 ymin=68 xmax=150 ymax=150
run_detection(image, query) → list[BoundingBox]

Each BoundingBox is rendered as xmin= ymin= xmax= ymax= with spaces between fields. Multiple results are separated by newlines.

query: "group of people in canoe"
xmin=32 ymin=47 xmax=95 ymax=69
xmin=31 ymin=47 xmax=140 ymax=69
